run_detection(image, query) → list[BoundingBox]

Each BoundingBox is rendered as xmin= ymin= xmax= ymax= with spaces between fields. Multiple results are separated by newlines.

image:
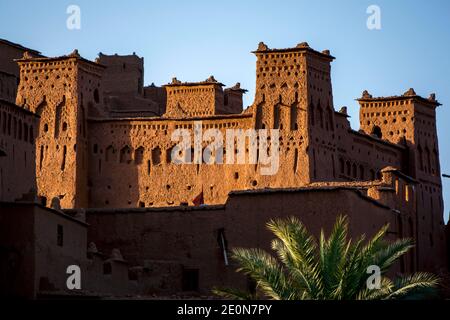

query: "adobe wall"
xmin=164 ymin=81 xmax=223 ymax=117
xmin=0 ymin=203 xmax=36 ymax=298
xmin=337 ymin=127 xmax=406 ymax=181
xmin=0 ymin=100 xmax=37 ymax=202
xmin=84 ymin=187 xmax=405 ymax=295
xmin=143 ymin=84 xmax=166 ymax=114
xmin=221 ymin=88 xmax=244 ymax=114
xmin=106 ymin=94 xmax=160 ymax=116
xmin=0 ymin=202 xmax=86 ymax=299
xmin=87 ymin=113 xmax=309 ymax=208
xmin=33 ymin=204 xmax=88 ymax=296
xmin=0 ymin=201 xmax=137 ymax=298
xmin=0 ymin=71 xmax=17 ymax=103
xmin=98 ymin=53 xmax=144 ymax=96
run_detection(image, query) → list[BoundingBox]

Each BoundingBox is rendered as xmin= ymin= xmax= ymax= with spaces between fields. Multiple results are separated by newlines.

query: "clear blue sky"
xmin=1 ymin=0 xmax=449 ymax=221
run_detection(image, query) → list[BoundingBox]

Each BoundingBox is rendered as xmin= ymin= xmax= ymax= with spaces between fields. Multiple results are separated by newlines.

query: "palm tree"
xmin=214 ymin=215 xmax=439 ymax=300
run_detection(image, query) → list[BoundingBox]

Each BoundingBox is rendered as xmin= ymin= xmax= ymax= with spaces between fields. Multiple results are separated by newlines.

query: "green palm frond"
xmin=387 ymin=272 xmax=440 ymax=300
xmin=338 ymin=224 xmax=391 ymax=297
xmin=267 ymin=217 xmax=322 ymax=298
xmin=266 ymin=217 xmax=317 ymax=270
xmin=335 ymin=235 xmax=367 ymax=299
xmin=270 ymin=238 xmax=313 ymax=298
xmin=359 ymin=224 xmax=390 ymax=265
xmin=320 ymin=215 xmax=349 ymax=298
xmin=372 ymin=238 xmax=414 ymax=273
xmin=231 ymin=247 xmax=292 ymax=300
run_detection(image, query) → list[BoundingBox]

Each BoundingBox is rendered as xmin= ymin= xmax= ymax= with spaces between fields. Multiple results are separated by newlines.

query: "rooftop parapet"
xmin=252 ymin=41 xmax=335 ymax=61
xmin=224 ymin=82 xmax=248 ymax=93
xmin=163 ymin=75 xmax=225 ymax=88
xmin=357 ymin=88 xmax=441 ymax=107
xmin=16 ymin=49 xmax=106 ymax=70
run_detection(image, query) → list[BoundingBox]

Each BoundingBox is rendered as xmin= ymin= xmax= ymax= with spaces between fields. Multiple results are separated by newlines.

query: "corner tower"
xmin=358 ymin=88 xmax=445 ymax=270
xmin=15 ymin=50 xmax=106 ymax=208
xmin=358 ymin=89 xmax=441 ymax=176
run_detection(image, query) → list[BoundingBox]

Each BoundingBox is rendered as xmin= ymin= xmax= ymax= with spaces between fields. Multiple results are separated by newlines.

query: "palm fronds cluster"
xmin=214 ymin=215 xmax=439 ymax=300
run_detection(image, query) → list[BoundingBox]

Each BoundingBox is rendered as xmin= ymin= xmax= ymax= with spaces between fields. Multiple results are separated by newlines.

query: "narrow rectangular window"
xmin=39 ymin=145 xmax=44 ymax=170
xmin=61 ymin=145 xmax=67 ymax=171
xmin=294 ymin=149 xmax=298 ymax=173
xmin=312 ymin=148 xmax=317 ymax=179
xmin=57 ymin=224 xmax=63 ymax=247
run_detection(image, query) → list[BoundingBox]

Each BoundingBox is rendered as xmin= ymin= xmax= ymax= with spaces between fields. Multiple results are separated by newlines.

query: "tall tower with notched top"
xmin=15 ymin=50 xmax=106 ymax=208
xmin=358 ymin=88 xmax=445 ymax=270
xmin=251 ymin=42 xmax=336 ymax=183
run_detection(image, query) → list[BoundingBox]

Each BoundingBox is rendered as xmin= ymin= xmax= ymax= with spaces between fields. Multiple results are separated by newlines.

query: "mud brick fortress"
xmin=0 ymin=38 xmax=448 ymax=298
